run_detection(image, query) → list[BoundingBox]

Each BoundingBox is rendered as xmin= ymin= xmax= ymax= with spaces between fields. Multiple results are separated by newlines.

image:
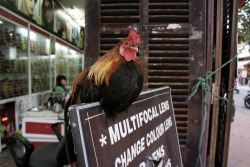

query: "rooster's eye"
xmin=125 ymin=42 xmax=128 ymax=45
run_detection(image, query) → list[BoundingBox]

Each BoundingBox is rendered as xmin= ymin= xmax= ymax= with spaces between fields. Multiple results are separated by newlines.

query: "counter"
xmin=22 ymin=110 xmax=64 ymax=148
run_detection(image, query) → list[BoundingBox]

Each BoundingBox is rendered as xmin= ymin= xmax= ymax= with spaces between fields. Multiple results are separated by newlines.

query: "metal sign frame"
xmin=69 ymin=86 xmax=183 ymax=167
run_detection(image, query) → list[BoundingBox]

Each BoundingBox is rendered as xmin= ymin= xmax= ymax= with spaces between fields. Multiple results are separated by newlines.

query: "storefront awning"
xmin=239 ymin=0 xmax=246 ymax=8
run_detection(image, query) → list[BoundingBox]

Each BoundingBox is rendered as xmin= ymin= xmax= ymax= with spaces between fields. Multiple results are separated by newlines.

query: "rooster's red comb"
xmin=128 ymin=30 xmax=141 ymax=44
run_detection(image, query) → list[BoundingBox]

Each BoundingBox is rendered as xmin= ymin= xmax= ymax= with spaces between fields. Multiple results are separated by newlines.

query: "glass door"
xmin=67 ymin=49 xmax=83 ymax=85
xmin=54 ymin=42 xmax=68 ymax=86
xmin=30 ymin=31 xmax=50 ymax=93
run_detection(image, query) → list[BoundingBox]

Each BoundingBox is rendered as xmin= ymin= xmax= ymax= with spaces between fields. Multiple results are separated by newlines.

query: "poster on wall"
xmin=0 ymin=0 xmax=83 ymax=49
xmin=17 ymin=0 xmax=40 ymax=23
xmin=17 ymin=0 xmax=54 ymax=29
xmin=15 ymin=95 xmax=30 ymax=130
xmin=77 ymin=28 xmax=84 ymax=49
xmin=18 ymin=0 xmax=35 ymax=17
xmin=54 ymin=2 xmax=65 ymax=38
xmin=0 ymin=0 xmax=18 ymax=9
xmin=33 ymin=0 xmax=43 ymax=25
xmin=41 ymin=0 xmax=54 ymax=31
xmin=72 ymin=26 xmax=79 ymax=45
xmin=64 ymin=19 xmax=72 ymax=42
xmin=54 ymin=3 xmax=79 ymax=44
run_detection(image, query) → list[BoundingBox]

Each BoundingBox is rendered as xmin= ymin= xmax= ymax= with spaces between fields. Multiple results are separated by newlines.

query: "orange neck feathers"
xmin=87 ymin=46 xmax=126 ymax=86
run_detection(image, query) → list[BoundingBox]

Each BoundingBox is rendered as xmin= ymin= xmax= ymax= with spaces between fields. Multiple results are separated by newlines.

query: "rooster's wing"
xmin=98 ymin=61 xmax=143 ymax=117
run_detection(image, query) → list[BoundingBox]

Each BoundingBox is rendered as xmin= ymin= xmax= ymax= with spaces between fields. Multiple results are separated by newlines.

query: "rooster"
xmin=63 ymin=30 xmax=144 ymax=164
xmin=68 ymin=30 xmax=144 ymax=117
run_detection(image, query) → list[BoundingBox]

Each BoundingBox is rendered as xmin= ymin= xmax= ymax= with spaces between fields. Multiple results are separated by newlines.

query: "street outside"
xmin=228 ymin=85 xmax=250 ymax=167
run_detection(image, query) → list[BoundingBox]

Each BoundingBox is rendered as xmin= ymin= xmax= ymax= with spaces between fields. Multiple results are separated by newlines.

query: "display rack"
xmin=0 ymin=8 xmax=84 ymax=146
xmin=0 ymin=17 xmax=29 ymax=101
xmin=0 ymin=11 xmax=84 ymax=106
xmin=68 ymin=46 xmax=83 ymax=85
xmin=54 ymin=40 xmax=68 ymax=85
xmin=30 ymin=29 xmax=51 ymax=93
xmin=54 ymin=39 xmax=83 ymax=87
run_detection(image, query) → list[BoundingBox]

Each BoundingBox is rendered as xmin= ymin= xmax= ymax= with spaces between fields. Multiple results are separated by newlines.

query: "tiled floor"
xmin=228 ymin=86 xmax=250 ymax=167
xmin=0 ymin=147 xmax=15 ymax=167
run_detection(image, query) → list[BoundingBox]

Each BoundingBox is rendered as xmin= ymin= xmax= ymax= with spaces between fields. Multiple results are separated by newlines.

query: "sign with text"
xmin=69 ymin=86 xmax=183 ymax=167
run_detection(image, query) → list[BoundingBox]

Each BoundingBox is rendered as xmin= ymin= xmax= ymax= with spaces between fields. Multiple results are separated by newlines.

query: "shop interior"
xmin=0 ymin=0 xmax=84 ymax=151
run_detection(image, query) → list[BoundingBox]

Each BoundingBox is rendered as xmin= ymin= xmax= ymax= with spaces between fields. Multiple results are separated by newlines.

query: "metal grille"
xmin=146 ymin=1 xmax=191 ymax=160
xmin=100 ymin=0 xmax=140 ymax=23
xmin=148 ymin=0 xmax=189 ymax=23
xmin=93 ymin=0 xmax=205 ymax=165
xmin=147 ymin=31 xmax=189 ymax=146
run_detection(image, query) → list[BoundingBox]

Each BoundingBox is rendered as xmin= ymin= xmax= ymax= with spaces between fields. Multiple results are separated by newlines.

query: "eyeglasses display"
xmin=53 ymin=42 xmax=67 ymax=86
xmin=30 ymin=31 xmax=50 ymax=93
xmin=0 ymin=17 xmax=83 ymax=102
xmin=53 ymin=42 xmax=83 ymax=86
xmin=0 ymin=18 xmax=29 ymax=100
xmin=68 ymin=49 xmax=83 ymax=85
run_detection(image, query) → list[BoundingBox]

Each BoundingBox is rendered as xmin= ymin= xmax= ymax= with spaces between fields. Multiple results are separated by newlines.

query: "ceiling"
xmin=57 ymin=0 xmax=85 ymax=27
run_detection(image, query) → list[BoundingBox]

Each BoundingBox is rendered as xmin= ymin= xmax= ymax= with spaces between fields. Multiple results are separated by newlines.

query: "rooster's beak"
xmin=130 ymin=46 xmax=138 ymax=52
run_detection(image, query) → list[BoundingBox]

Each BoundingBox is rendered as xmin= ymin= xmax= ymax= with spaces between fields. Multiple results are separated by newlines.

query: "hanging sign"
xmin=69 ymin=86 xmax=183 ymax=167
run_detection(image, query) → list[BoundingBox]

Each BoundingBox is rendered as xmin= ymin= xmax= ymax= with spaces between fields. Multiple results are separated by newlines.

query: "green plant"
xmin=238 ymin=1 xmax=250 ymax=43
xmin=0 ymin=125 xmax=6 ymax=132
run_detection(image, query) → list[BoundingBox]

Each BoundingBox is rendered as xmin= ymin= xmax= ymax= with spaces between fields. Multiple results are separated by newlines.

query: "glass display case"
xmin=0 ymin=18 xmax=29 ymax=100
xmin=30 ymin=31 xmax=50 ymax=93
xmin=54 ymin=42 xmax=83 ymax=87
xmin=54 ymin=42 xmax=68 ymax=86
xmin=68 ymin=48 xmax=83 ymax=85
xmin=0 ymin=16 xmax=83 ymax=105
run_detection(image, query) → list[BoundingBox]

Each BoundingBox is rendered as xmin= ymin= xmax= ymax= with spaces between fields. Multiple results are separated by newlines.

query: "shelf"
xmin=0 ymin=97 xmax=16 ymax=105
xmin=0 ymin=73 xmax=28 ymax=75
xmin=0 ymin=45 xmax=28 ymax=52
xmin=32 ymin=73 xmax=50 ymax=75
xmin=31 ymin=90 xmax=51 ymax=96
xmin=32 ymin=90 xmax=50 ymax=94
xmin=55 ymin=62 xmax=68 ymax=65
xmin=67 ymin=63 xmax=82 ymax=65
xmin=32 ymin=90 xmax=51 ymax=96
xmin=31 ymin=54 xmax=50 ymax=57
